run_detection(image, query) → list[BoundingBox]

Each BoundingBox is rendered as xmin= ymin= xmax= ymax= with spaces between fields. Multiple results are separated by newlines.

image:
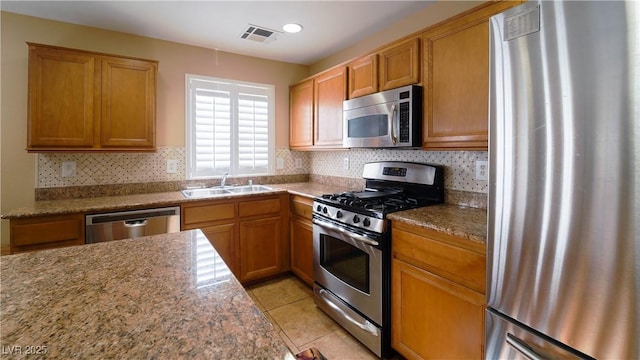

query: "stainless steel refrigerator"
xmin=487 ymin=1 xmax=638 ymax=359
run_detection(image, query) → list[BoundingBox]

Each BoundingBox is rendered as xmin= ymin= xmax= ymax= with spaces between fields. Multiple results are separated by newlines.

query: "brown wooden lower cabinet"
xmin=392 ymin=259 xmax=485 ymax=359
xmin=181 ymin=193 xmax=289 ymax=284
xmin=391 ymin=221 xmax=486 ymax=359
xmin=239 ymin=216 xmax=283 ymax=282
xmin=198 ymin=222 xmax=237 ymax=275
xmin=289 ymin=215 xmax=313 ymax=286
xmin=289 ymin=195 xmax=313 ymax=286
xmin=10 ymin=213 xmax=85 ymax=253
xmin=289 ymin=195 xmax=314 ymax=286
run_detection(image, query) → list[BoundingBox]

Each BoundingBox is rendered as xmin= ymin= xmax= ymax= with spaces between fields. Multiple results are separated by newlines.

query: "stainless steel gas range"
xmin=312 ymin=161 xmax=444 ymax=357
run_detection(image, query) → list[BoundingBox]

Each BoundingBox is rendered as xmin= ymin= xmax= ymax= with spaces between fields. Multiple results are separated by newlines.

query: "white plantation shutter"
xmin=187 ymin=75 xmax=274 ymax=179
xmin=238 ymin=93 xmax=269 ymax=173
xmin=193 ymin=88 xmax=231 ymax=176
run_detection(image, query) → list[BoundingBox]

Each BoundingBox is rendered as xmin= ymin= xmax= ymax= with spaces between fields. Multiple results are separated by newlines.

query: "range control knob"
xmin=363 ymin=218 xmax=371 ymax=227
xmin=336 ymin=211 xmax=343 ymax=219
xmin=316 ymin=205 xmax=323 ymax=212
xmin=322 ymin=207 xmax=328 ymax=214
xmin=353 ymin=215 xmax=360 ymax=223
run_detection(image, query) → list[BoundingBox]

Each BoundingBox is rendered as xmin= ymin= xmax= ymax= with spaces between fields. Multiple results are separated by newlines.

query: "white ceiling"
xmin=1 ymin=0 xmax=441 ymax=65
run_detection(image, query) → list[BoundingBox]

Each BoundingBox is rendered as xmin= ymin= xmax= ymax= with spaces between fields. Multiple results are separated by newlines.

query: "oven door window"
xmin=347 ymin=114 xmax=389 ymax=138
xmin=319 ymin=233 xmax=370 ymax=293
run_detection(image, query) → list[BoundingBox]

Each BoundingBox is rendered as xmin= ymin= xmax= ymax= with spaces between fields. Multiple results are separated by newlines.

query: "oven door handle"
xmin=312 ymin=219 xmax=379 ymax=246
xmin=318 ymin=289 xmax=380 ymax=337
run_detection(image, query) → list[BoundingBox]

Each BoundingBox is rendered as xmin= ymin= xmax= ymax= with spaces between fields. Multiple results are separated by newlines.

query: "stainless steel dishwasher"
xmin=85 ymin=206 xmax=181 ymax=243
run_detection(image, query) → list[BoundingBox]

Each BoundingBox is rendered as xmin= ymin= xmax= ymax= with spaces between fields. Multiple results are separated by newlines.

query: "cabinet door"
xmin=289 ymin=79 xmax=314 ymax=149
xmin=27 ymin=45 xmax=97 ymax=149
xmin=392 ymin=259 xmax=485 ymax=360
xmin=422 ymin=1 xmax=519 ymax=149
xmin=379 ymin=37 xmax=420 ymax=91
xmin=100 ymin=56 xmax=157 ymax=149
xmin=314 ymin=67 xmax=346 ymax=148
xmin=239 ymin=216 xmax=283 ymax=282
xmin=348 ymin=53 xmax=378 ymax=98
xmin=199 ymin=222 xmax=238 ymax=276
xmin=290 ymin=215 xmax=314 ymax=286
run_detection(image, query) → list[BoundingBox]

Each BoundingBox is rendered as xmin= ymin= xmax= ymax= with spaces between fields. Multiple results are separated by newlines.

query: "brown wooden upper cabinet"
xmin=27 ymin=43 xmax=157 ymax=152
xmin=379 ymin=37 xmax=421 ymax=91
xmin=421 ymin=1 xmax=520 ymax=150
xmin=290 ymin=67 xmax=346 ymax=150
xmin=289 ymin=79 xmax=314 ymax=149
xmin=347 ymin=53 xmax=378 ymax=98
xmin=347 ymin=37 xmax=420 ymax=99
xmin=314 ymin=66 xmax=347 ymax=148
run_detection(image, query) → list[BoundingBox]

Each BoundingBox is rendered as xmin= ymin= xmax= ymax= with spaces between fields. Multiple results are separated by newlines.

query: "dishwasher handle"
xmin=124 ymin=219 xmax=148 ymax=227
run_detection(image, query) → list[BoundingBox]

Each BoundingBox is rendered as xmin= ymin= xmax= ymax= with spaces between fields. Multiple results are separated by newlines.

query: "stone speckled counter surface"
xmin=274 ymin=182 xmax=357 ymax=199
xmin=0 ymin=182 xmax=358 ymax=219
xmin=0 ymin=189 xmax=287 ymax=219
xmin=388 ymin=204 xmax=488 ymax=244
xmin=0 ymin=229 xmax=292 ymax=359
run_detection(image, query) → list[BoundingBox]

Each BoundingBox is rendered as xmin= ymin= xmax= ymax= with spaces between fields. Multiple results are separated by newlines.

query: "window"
xmin=186 ymin=74 xmax=275 ymax=179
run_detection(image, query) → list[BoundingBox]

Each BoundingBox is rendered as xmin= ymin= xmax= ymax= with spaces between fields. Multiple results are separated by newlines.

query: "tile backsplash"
xmin=309 ymin=149 xmax=488 ymax=193
xmin=37 ymin=147 xmax=308 ymax=188
xmin=37 ymin=147 xmax=487 ymax=194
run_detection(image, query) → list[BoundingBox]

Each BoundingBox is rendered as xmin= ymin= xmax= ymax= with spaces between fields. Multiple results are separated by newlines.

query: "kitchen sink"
xmin=181 ymin=185 xmax=272 ymax=198
xmin=225 ymin=185 xmax=272 ymax=193
xmin=181 ymin=187 xmax=231 ymax=198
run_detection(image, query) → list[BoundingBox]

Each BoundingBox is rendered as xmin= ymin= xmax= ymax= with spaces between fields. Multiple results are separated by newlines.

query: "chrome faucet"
xmin=220 ymin=171 xmax=229 ymax=187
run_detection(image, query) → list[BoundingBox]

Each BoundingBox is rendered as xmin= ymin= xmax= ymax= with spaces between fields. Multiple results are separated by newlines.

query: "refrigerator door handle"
xmin=506 ymin=333 xmax=545 ymax=360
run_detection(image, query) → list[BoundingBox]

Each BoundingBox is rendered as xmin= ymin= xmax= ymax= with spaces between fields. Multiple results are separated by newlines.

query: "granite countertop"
xmin=0 ymin=182 xmax=355 ymax=219
xmin=388 ymin=204 xmax=488 ymax=244
xmin=273 ymin=182 xmax=356 ymax=198
xmin=2 ymin=181 xmax=486 ymax=246
xmin=0 ymin=229 xmax=292 ymax=359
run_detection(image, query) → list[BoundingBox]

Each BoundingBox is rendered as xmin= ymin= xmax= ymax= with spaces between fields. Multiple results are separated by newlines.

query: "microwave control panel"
xmin=398 ymin=101 xmax=410 ymax=143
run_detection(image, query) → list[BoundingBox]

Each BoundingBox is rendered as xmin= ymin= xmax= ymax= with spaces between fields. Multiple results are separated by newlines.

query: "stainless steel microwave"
xmin=343 ymin=85 xmax=422 ymax=148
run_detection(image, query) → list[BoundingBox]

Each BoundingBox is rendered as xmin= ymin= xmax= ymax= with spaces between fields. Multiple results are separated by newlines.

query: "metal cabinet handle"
xmin=389 ymin=104 xmax=397 ymax=144
xmin=124 ymin=219 xmax=148 ymax=228
xmin=312 ymin=219 xmax=379 ymax=246
xmin=318 ymin=289 xmax=380 ymax=336
xmin=506 ymin=333 xmax=544 ymax=360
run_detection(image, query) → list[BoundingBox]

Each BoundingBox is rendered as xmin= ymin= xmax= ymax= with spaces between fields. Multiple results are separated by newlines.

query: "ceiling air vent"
xmin=241 ymin=24 xmax=280 ymax=43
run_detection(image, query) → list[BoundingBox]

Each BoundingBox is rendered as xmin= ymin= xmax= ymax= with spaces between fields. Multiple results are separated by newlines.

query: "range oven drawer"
xmin=314 ymin=284 xmax=383 ymax=357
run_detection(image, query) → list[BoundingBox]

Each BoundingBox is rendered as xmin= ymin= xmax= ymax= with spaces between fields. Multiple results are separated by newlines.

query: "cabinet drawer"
xmin=11 ymin=214 xmax=85 ymax=251
xmin=392 ymin=224 xmax=485 ymax=293
xmin=182 ymin=202 xmax=235 ymax=226
xmin=239 ymin=198 xmax=281 ymax=218
xmin=290 ymin=195 xmax=313 ymax=219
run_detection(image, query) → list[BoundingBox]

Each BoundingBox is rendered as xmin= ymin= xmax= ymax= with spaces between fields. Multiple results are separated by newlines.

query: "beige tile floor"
xmin=246 ymin=275 xmax=380 ymax=360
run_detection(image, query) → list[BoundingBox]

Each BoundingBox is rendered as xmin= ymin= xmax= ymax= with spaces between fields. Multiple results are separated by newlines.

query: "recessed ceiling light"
xmin=283 ymin=23 xmax=303 ymax=33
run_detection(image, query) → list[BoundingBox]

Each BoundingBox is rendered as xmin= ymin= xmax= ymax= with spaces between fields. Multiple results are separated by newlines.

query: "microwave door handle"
xmin=389 ymin=104 xmax=397 ymax=144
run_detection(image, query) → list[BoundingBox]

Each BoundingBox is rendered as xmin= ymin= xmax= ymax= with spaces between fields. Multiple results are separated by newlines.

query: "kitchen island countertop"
xmin=0 ymin=229 xmax=292 ymax=359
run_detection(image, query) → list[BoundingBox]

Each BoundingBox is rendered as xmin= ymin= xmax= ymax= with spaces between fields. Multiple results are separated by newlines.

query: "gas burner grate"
xmin=321 ymin=191 xmax=421 ymax=213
